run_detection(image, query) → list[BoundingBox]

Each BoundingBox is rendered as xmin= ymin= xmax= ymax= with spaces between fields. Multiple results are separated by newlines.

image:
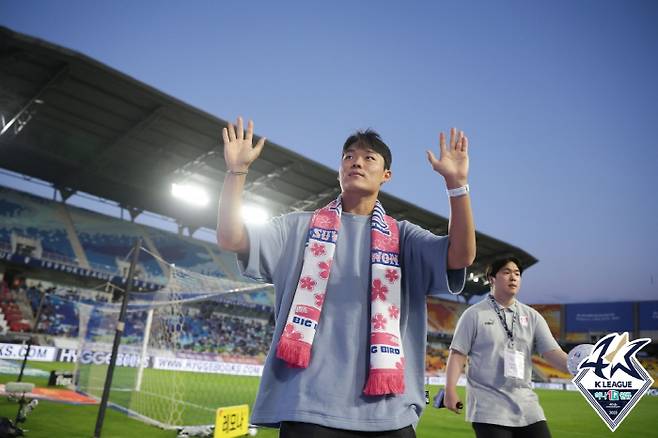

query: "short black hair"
xmin=486 ymin=256 xmax=524 ymax=280
xmin=342 ymin=129 xmax=392 ymax=170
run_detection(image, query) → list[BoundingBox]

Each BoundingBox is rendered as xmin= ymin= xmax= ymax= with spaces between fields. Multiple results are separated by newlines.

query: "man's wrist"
xmin=447 ymin=184 xmax=469 ymax=198
xmin=226 ymin=168 xmax=249 ymax=176
xmin=444 ymin=177 xmax=468 ymax=189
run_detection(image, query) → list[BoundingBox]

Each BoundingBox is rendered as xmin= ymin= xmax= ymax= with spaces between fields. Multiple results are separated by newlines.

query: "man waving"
xmin=217 ymin=117 xmax=475 ymax=437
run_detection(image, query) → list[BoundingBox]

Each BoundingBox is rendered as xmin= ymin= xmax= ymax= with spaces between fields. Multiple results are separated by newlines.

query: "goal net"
xmin=74 ymin=254 xmax=274 ymax=429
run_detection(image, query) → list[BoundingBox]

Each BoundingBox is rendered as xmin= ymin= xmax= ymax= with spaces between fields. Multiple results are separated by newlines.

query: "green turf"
xmin=417 ymin=386 xmax=658 ymax=438
xmin=76 ymin=362 xmax=263 ymax=426
xmin=1 ymin=361 xmax=657 ymax=437
xmin=0 ymin=360 xmax=173 ymax=438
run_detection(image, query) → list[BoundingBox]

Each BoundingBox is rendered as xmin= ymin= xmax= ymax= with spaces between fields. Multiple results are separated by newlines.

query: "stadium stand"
xmin=427 ymin=298 xmax=466 ymax=336
xmin=68 ymin=206 xmax=167 ymax=281
xmin=144 ymin=228 xmax=223 ymax=277
xmin=0 ymin=311 xmax=7 ymax=334
xmin=638 ymin=357 xmax=658 ymax=388
xmin=0 ymin=281 xmax=32 ymax=332
xmin=529 ymin=304 xmax=561 ymax=340
xmin=532 ymin=355 xmax=571 ymax=381
xmin=425 ymin=345 xmax=449 ymax=375
xmin=0 ymin=186 xmax=77 ymax=264
xmin=0 ymin=186 xmax=257 ymax=287
xmin=19 ymin=281 xmax=275 ymax=359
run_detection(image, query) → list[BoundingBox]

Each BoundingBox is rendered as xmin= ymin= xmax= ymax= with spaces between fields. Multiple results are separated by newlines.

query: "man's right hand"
xmin=222 ymin=116 xmax=266 ymax=172
xmin=444 ymin=387 xmax=463 ymax=414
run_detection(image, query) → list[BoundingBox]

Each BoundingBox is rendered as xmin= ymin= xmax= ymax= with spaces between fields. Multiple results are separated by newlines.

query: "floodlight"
xmin=171 ymin=183 xmax=209 ymax=207
xmin=242 ymin=204 xmax=269 ymax=224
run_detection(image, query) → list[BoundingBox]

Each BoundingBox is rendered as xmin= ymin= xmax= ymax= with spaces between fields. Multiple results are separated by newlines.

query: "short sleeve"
xmin=533 ymin=312 xmax=561 ymax=355
xmin=400 ymin=221 xmax=466 ymax=296
xmin=450 ymin=308 xmax=476 ymax=356
xmin=241 ymin=215 xmax=289 ymax=283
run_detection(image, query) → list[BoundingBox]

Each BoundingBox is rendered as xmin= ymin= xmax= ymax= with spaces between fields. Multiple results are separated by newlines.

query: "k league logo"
xmin=572 ymin=332 xmax=653 ymax=432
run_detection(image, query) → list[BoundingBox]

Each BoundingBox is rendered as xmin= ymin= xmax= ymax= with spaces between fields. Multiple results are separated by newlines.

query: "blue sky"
xmin=1 ymin=0 xmax=657 ymax=304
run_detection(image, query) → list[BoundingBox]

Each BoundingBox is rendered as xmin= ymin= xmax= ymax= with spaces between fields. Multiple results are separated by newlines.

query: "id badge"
xmin=504 ymin=347 xmax=525 ymax=380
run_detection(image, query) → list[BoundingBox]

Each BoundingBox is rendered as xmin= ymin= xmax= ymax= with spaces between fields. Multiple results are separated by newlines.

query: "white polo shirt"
xmin=450 ymin=295 xmax=560 ymax=427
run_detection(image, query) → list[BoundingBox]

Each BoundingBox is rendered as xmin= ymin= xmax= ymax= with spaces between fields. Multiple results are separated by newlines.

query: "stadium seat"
xmin=0 ymin=187 xmax=76 ymax=261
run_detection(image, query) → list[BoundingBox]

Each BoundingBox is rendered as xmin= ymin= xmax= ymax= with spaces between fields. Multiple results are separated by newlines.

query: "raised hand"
xmin=426 ymin=127 xmax=469 ymax=188
xmin=222 ymin=117 xmax=266 ymax=173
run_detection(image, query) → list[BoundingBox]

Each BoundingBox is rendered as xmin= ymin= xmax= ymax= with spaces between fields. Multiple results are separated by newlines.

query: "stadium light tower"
xmin=171 ymin=183 xmax=209 ymax=207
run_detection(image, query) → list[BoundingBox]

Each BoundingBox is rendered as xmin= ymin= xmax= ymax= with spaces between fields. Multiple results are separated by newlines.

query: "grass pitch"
xmin=1 ymin=360 xmax=656 ymax=438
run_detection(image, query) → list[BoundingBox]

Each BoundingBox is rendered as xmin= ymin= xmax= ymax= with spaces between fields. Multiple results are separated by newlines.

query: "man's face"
xmin=338 ymin=144 xmax=392 ymax=196
xmin=490 ymin=261 xmax=522 ymax=297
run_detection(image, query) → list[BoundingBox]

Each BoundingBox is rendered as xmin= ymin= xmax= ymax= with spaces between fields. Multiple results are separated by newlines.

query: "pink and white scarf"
xmin=276 ymin=197 xmax=405 ymax=396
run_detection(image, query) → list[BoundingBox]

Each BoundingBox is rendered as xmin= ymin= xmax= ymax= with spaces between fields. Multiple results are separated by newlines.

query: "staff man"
xmin=444 ymin=257 xmax=569 ymax=438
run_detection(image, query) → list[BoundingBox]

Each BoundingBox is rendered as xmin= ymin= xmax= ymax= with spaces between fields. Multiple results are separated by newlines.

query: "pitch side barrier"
xmin=423 ymin=375 xmax=580 ymax=392
xmin=0 ymin=342 xmax=264 ymax=377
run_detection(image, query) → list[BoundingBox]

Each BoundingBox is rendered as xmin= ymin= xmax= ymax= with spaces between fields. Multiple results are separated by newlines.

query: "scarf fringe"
xmin=276 ymin=338 xmax=311 ymax=368
xmin=363 ymin=370 xmax=405 ymax=395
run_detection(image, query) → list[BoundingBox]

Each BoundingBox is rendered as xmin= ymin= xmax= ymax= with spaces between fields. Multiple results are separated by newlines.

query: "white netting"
xmin=75 ymin=250 xmax=273 ymax=429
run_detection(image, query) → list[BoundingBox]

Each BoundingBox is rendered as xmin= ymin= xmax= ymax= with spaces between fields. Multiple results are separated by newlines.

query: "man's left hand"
xmin=427 ymin=127 xmax=469 ymax=188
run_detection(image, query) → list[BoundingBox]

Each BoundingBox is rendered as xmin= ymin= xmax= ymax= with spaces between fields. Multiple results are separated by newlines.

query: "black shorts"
xmin=472 ymin=421 xmax=552 ymax=438
xmin=279 ymin=422 xmax=416 ymax=438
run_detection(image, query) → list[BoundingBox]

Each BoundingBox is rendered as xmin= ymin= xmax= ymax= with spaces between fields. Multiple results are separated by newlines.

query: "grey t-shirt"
xmin=450 ymin=296 xmax=560 ymax=427
xmin=241 ymin=211 xmax=465 ymax=431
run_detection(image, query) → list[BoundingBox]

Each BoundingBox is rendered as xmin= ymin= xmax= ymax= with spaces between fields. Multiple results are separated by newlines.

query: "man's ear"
xmin=381 ymin=169 xmax=392 ymax=185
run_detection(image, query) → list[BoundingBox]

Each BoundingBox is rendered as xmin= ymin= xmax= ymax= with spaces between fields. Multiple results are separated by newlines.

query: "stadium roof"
xmin=0 ymin=26 xmax=536 ymax=300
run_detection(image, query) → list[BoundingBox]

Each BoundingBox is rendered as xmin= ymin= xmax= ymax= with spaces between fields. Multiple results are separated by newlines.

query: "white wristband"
xmin=446 ymin=184 xmax=470 ymax=198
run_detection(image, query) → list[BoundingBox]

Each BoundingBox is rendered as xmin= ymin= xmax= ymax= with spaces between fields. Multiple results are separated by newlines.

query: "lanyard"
xmin=488 ymin=295 xmax=515 ymax=344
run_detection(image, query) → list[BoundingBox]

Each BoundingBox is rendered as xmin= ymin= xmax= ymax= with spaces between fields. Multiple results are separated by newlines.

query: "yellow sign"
xmin=214 ymin=404 xmax=249 ymax=438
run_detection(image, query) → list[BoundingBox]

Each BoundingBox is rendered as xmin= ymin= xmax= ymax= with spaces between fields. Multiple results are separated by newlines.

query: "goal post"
xmin=135 ymin=308 xmax=154 ymax=392
xmin=74 ymin=257 xmax=273 ymax=429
